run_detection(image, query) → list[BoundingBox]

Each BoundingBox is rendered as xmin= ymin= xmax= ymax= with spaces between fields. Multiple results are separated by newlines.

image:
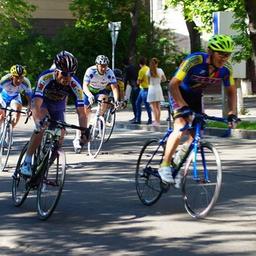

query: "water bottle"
xmin=173 ymin=143 xmax=189 ymax=168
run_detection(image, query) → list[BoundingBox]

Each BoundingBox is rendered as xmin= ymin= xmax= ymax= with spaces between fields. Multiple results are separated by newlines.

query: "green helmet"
xmin=208 ymin=34 xmax=234 ymax=53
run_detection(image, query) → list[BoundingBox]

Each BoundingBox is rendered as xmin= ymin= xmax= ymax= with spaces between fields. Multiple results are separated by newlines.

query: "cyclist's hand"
xmin=115 ymin=101 xmax=122 ymax=110
xmin=173 ymin=106 xmax=193 ymax=119
xmin=88 ymin=95 xmax=94 ymax=105
xmin=121 ymin=100 xmax=128 ymax=109
xmin=227 ymin=114 xmax=240 ymax=128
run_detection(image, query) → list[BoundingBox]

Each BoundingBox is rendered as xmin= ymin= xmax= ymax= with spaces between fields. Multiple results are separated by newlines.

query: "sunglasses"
xmin=56 ymin=69 xmax=75 ymax=77
xmin=215 ymin=51 xmax=231 ymax=58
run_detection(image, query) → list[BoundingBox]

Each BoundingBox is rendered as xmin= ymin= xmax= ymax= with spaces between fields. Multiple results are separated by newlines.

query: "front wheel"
xmin=104 ymin=107 xmax=116 ymax=143
xmin=37 ymin=149 xmax=66 ymax=220
xmin=135 ymin=139 xmax=164 ymax=206
xmin=182 ymin=141 xmax=222 ymax=218
xmin=88 ymin=116 xmax=105 ymax=158
xmin=0 ymin=122 xmax=13 ymax=172
xmin=12 ymin=142 xmax=30 ymax=207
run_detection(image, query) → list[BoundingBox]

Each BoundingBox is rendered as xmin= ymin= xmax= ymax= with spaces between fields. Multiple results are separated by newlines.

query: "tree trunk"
xmin=244 ymin=0 xmax=256 ymax=55
xmin=185 ymin=20 xmax=201 ymax=53
xmin=128 ymin=0 xmax=141 ymax=63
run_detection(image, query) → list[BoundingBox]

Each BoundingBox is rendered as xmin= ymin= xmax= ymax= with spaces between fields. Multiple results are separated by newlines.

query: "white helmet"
xmin=95 ymin=55 xmax=109 ymax=65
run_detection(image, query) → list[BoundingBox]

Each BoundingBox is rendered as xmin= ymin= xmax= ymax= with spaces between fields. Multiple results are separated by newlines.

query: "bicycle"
xmin=12 ymin=117 xmax=90 ymax=220
xmin=135 ymin=113 xmax=235 ymax=219
xmin=0 ymin=107 xmax=29 ymax=172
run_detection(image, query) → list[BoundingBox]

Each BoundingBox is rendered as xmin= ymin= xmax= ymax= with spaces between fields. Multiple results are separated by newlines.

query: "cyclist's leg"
xmin=95 ymin=90 xmax=109 ymax=116
xmin=73 ymin=95 xmax=92 ymax=152
xmin=10 ymin=95 xmax=23 ymax=128
xmin=20 ymin=102 xmax=48 ymax=176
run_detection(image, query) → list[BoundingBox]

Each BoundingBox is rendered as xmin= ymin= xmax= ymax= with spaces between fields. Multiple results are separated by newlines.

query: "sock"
xmin=161 ymin=160 xmax=170 ymax=167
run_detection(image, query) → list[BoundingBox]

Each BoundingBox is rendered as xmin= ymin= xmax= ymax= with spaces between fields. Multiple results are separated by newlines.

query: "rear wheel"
xmin=135 ymin=139 xmax=164 ymax=206
xmin=37 ymin=148 xmax=66 ymax=220
xmin=88 ymin=116 xmax=105 ymax=158
xmin=12 ymin=142 xmax=30 ymax=207
xmin=0 ymin=122 xmax=13 ymax=172
xmin=182 ymin=142 xmax=222 ymax=218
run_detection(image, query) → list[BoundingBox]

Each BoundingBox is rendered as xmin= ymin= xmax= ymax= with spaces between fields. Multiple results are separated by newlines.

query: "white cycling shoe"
xmin=73 ymin=138 xmax=82 ymax=154
xmin=158 ymin=166 xmax=174 ymax=184
xmin=158 ymin=166 xmax=181 ymax=188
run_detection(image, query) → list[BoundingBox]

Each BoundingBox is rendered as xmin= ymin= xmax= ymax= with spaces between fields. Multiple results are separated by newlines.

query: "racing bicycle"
xmin=12 ymin=117 xmax=90 ymax=220
xmin=135 ymin=113 xmax=237 ymax=218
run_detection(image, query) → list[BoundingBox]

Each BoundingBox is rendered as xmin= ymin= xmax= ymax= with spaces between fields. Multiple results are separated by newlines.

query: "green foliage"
xmin=166 ymin=0 xmax=253 ymax=62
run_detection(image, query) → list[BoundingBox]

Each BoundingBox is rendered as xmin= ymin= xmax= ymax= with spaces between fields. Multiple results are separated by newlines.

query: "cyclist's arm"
xmin=110 ymin=83 xmax=119 ymax=102
xmin=169 ymin=77 xmax=188 ymax=108
xmin=83 ymin=81 xmax=93 ymax=98
xmin=226 ymin=85 xmax=237 ymax=115
xmin=31 ymin=97 xmax=44 ymax=123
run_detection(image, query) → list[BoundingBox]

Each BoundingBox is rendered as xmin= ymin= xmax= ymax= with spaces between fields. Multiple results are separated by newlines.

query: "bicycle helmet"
xmin=208 ymin=34 xmax=234 ymax=53
xmin=10 ymin=64 xmax=27 ymax=77
xmin=95 ymin=55 xmax=109 ymax=65
xmin=113 ymin=68 xmax=123 ymax=80
xmin=54 ymin=50 xmax=78 ymax=73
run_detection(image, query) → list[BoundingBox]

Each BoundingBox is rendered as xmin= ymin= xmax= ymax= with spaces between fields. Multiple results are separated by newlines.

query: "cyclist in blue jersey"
xmin=158 ymin=34 xmax=238 ymax=186
xmin=73 ymin=55 xmax=119 ymax=152
xmin=0 ymin=65 xmax=32 ymax=127
xmin=20 ymin=51 xmax=88 ymax=176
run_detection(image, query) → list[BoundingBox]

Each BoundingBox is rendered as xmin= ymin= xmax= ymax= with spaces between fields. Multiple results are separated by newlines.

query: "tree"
xmin=244 ymin=0 xmax=256 ymax=56
xmin=0 ymin=0 xmax=35 ymax=36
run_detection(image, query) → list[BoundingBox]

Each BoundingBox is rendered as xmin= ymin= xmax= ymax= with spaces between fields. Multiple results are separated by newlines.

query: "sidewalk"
xmin=114 ymin=95 xmax=256 ymax=139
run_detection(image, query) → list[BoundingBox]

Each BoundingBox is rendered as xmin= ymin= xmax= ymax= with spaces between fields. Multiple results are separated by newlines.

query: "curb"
xmin=116 ymin=122 xmax=256 ymax=140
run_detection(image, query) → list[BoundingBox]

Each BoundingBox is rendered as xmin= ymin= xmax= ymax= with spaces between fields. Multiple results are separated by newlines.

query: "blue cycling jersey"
xmin=175 ymin=52 xmax=234 ymax=93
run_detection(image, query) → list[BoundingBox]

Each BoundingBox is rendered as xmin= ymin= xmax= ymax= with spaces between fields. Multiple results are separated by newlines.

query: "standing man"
xmin=123 ymin=57 xmax=139 ymax=122
xmin=132 ymin=56 xmax=152 ymax=125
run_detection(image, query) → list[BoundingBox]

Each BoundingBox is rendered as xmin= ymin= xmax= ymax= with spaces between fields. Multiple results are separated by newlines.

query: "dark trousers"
xmin=130 ymin=87 xmax=140 ymax=119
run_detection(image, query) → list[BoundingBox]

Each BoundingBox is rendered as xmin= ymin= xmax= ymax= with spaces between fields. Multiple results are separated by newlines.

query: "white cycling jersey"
xmin=0 ymin=73 xmax=32 ymax=105
xmin=83 ymin=65 xmax=117 ymax=91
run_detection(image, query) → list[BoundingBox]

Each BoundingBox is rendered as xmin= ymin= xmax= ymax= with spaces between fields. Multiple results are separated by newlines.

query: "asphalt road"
xmin=0 ymin=112 xmax=256 ymax=256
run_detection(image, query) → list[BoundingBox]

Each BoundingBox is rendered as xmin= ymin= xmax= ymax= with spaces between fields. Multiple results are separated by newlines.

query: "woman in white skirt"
xmin=146 ymin=57 xmax=166 ymax=126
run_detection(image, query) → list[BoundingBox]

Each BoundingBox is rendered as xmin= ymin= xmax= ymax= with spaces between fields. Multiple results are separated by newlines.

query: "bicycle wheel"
xmin=182 ymin=141 xmax=222 ymax=218
xmin=12 ymin=142 xmax=30 ymax=206
xmin=0 ymin=122 xmax=12 ymax=172
xmin=104 ymin=107 xmax=116 ymax=143
xmin=37 ymin=148 xmax=66 ymax=220
xmin=135 ymin=139 xmax=164 ymax=206
xmin=88 ymin=116 xmax=105 ymax=158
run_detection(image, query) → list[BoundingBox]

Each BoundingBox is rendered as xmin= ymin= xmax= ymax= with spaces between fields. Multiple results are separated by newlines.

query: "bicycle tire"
xmin=12 ymin=142 xmax=30 ymax=207
xmin=182 ymin=141 xmax=222 ymax=218
xmin=135 ymin=139 xmax=164 ymax=206
xmin=37 ymin=148 xmax=66 ymax=220
xmin=0 ymin=122 xmax=12 ymax=172
xmin=88 ymin=116 xmax=105 ymax=158
xmin=104 ymin=107 xmax=116 ymax=143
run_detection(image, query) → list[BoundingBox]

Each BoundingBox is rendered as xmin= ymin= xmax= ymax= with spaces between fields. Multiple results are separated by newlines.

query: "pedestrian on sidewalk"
xmin=123 ymin=57 xmax=139 ymax=122
xmin=146 ymin=57 xmax=166 ymax=126
xmin=132 ymin=56 xmax=152 ymax=125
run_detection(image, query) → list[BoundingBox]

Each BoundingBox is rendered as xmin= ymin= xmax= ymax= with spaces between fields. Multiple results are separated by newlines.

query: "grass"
xmin=207 ymin=120 xmax=256 ymax=130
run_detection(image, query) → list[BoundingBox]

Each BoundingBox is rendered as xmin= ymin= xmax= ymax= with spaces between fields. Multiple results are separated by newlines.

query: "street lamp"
xmin=108 ymin=21 xmax=121 ymax=70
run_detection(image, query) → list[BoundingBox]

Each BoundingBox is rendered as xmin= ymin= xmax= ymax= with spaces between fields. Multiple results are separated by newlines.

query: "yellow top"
xmin=138 ymin=65 xmax=149 ymax=89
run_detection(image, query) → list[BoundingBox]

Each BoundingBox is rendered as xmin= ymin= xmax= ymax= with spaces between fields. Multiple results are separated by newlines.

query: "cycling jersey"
xmin=175 ymin=52 xmax=234 ymax=92
xmin=0 ymin=73 xmax=32 ymax=104
xmin=83 ymin=65 xmax=117 ymax=94
xmin=170 ymin=52 xmax=234 ymax=113
xmin=33 ymin=69 xmax=84 ymax=111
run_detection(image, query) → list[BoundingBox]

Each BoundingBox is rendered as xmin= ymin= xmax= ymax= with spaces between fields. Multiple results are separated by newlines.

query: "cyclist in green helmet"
xmin=158 ymin=34 xmax=238 ymax=186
